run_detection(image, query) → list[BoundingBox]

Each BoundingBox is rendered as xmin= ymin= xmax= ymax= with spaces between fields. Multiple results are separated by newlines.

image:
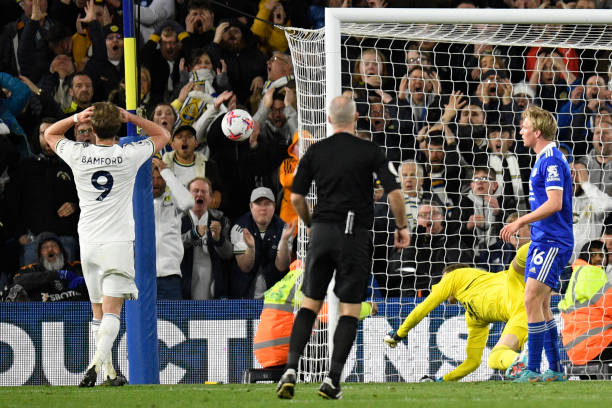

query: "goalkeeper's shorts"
xmin=302 ymin=222 xmax=370 ymax=304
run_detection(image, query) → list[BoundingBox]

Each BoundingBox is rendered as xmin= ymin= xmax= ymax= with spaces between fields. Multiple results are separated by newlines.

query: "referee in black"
xmin=276 ymin=95 xmax=410 ymax=400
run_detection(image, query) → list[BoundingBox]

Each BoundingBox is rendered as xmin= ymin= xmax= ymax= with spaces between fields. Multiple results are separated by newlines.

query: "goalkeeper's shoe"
xmin=103 ymin=373 xmax=128 ymax=386
xmin=79 ymin=366 xmax=98 ymax=387
xmin=512 ymin=369 xmax=541 ymax=383
xmin=541 ymin=369 xmax=567 ymax=382
xmin=383 ymin=331 xmax=404 ymax=348
xmin=318 ymin=377 xmax=342 ymax=400
xmin=505 ymin=351 xmax=527 ymax=380
xmin=276 ymin=368 xmax=296 ymax=399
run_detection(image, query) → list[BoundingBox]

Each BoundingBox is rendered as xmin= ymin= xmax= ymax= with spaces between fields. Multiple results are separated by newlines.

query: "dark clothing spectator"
xmin=229 ymin=205 xmax=289 ymax=299
xmin=5 ymin=149 xmax=79 ymax=265
xmin=180 ymin=208 xmax=232 ymax=299
xmin=5 ymin=232 xmax=87 ymax=302
xmin=84 ymin=21 xmax=123 ymax=102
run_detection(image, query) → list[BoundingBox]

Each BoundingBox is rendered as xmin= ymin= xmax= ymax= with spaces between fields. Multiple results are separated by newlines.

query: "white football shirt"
xmin=56 ymin=138 xmax=155 ymax=244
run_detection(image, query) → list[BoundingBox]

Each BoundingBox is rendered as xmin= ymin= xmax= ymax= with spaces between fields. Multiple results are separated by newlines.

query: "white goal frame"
xmin=288 ymin=7 xmax=612 ymax=382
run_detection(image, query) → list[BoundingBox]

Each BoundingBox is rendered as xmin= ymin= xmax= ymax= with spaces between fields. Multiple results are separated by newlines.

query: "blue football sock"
xmin=527 ymin=321 xmax=547 ymax=373
xmin=544 ymin=319 xmax=561 ymax=372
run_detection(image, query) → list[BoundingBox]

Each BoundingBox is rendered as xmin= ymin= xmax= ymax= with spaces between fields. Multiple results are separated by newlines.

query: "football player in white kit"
xmin=44 ymin=102 xmax=171 ymax=387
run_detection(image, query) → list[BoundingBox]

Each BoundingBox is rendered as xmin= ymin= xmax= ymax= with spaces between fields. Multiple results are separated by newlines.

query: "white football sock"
xmin=88 ymin=313 xmax=120 ymax=371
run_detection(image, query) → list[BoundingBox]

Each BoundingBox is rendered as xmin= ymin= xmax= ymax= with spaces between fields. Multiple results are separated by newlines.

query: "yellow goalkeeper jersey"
xmin=396 ymin=242 xmax=530 ymax=381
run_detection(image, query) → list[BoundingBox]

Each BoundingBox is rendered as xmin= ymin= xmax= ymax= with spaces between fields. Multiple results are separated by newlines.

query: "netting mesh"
xmin=285 ymin=18 xmax=612 ymax=382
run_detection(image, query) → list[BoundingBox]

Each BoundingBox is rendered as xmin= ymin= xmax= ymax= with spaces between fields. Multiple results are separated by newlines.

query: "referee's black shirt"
xmin=292 ymin=132 xmax=399 ymax=230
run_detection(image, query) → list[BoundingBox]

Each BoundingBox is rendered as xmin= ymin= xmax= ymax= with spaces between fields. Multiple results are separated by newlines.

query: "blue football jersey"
xmin=528 ymin=143 xmax=573 ymax=249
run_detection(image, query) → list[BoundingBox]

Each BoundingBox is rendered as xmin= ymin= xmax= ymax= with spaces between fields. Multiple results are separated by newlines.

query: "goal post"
xmin=286 ymin=8 xmax=612 ymax=383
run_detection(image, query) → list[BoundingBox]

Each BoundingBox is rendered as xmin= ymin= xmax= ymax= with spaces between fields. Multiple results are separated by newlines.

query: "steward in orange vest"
xmin=559 ymin=240 xmax=612 ymax=365
xmin=254 ymin=260 xmax=376 ymax=368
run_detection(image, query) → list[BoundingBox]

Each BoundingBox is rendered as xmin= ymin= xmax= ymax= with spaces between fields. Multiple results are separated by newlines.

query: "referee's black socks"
xmin=286 ymin=308 xmax=317 ymax=370
xmin=329 ymin=315 xmax=359 ymax=387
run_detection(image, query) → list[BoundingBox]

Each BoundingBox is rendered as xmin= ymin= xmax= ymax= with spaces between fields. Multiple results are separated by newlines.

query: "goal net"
xmin=285 ymin=8 xmax=612 ymax=382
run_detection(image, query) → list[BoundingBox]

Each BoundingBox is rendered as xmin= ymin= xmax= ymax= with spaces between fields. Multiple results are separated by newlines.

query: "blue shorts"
xmin=525 ymin=242 xmax=572 ymax=291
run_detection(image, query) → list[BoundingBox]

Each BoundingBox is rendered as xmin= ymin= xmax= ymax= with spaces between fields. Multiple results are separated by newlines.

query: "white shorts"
xmin=80 ymin=242 xmax=139 ymax=303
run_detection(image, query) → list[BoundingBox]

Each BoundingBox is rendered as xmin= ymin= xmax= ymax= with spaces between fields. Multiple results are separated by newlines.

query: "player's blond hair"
xmin=90 ymin=102 xmax=122 ymax=140
xmin=521 ymin=105 xmax=557 ymax=141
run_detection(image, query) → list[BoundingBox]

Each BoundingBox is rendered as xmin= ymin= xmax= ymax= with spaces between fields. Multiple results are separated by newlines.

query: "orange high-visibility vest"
xmin=560 ymin=259 xmax=612 ymax=365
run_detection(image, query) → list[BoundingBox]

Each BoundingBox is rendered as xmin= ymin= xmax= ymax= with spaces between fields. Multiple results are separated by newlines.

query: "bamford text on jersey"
xmin=81 ymin=156 xmax=123 ymax=165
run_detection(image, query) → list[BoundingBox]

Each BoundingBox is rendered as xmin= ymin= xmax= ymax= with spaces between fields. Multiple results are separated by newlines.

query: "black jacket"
xmin=180 ymin=208 xmax=231 ymax=299
xmin=6 ymin=153 xmax=79 ymax=238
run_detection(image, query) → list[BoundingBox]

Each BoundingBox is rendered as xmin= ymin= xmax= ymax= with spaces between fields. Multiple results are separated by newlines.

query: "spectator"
xmin=5 ymin=232 xmax=87 ymax=302
xmin=527 ymin=48 xmax=578 ymax=114
xmin=252 ymin=51 xmax=294 ymax=115
xmin=181 ymin=0 xmax=215 ymax=59
xmin=5 ymin=118 xmax=79 ymax=266
xmin=180 ymin=177 xmax=233 ymax=299
xmin=63 ymin=72 xmax=94 ymax=114
xmin=38 ymin=54 xmax=76 ymax=113
xmin=452 ymin=103 xmax=489 ymax=166
xmin=162 ymin=125 xmax=222 ymax=208
xmin=474 ymin=69 xmax=513 ymax=126
xmin=150 ymin=102 xmax=177 ymax=155
xmin=486 ymin=125 xmax=526 ymax=210
xmin=390 ymin=200 xmax=472 ymax=297
xmin=253 ymin=87 xmax=297 ymax=150
xmin=205 ymin=91 xmax=288 ymax=220
xmin=152 ymin=158 xmax=194 ymax=300
xmin=172 ymin=48 xmax=230 ymax=132
xmin=15 ymin=0 xmax=58 ymax=80
xmin=207 ymin=18 xmax=268 ymax=106
xmin=362 ymin=101 xmax=406 ymax=164
xmin=511 ymin=81 xmax=537 ymax=127
xmin=108 ymin=67 xmax=157 ymax=119
xmin=457 ymin=167 xmax=507 ymax=268
xmin=416 ymin=132 xmax=463 ymax=209
xmin=74 ymin=120 xmax=94 ymax=143
xmin=559 ymin=240 xmax=612 ymax=370
xmin=571 ymin=159 xmax=612 ymax=258
xmin=83 ymin=21 xmax=124 ymax=101
xmin=142 ymin=20 xmax=186 ymax=103
xmin=229 ymin=187 xmax=294 ymax=299
xmin=584 ymin=116 xmax=612 ymax=196
xmin=398 ymin=66 xmax=437 ymax=133
xmin=18 ymin=18 xmax=72 ymax=84
xmin=0 ymin=72 xmax=33 ymax=158
xmin=557 ymin=74 xmax=609 ymax=157
xmin=251 ymin=0 xmax=291 ymax=57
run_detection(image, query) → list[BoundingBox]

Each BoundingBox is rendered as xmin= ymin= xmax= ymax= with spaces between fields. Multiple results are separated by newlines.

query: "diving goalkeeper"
xmin=384 ymin=242 xmax=530 ymax=381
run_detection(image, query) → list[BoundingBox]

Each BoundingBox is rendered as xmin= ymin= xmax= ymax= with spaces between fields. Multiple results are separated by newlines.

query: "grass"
xmin=1 ymin=382 xmax=612 ymax=408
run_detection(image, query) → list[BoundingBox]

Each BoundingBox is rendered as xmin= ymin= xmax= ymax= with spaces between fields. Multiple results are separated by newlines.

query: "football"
xmin=221 ymin=109 xmax=255 ymax=142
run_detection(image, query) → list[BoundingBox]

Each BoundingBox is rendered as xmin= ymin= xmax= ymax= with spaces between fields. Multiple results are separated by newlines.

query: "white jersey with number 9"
xmin=55 ymin=138 xmax=154 ymax=244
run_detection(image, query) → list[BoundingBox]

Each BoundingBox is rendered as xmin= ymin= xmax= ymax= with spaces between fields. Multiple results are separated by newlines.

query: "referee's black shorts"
xmin=302 ymin=222 xmax=371 ymax=304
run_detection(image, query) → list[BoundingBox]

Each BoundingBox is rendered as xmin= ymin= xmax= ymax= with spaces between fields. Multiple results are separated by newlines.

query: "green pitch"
xmin=1 ymin=382 xmax=612 ymax=408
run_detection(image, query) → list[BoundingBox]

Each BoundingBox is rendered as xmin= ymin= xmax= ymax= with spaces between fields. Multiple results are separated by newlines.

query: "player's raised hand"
xmin=116 ymin=107 xmax=131 ymax=123
xmin=77 ymin=106 xmax=95 ymax=124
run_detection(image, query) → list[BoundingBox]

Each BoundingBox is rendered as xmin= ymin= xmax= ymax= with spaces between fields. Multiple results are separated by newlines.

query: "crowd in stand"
xmin=1 ymin=0 xmax=612 ymax=302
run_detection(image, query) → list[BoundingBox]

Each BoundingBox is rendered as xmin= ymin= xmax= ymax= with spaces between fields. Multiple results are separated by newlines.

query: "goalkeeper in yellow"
xmin=384 ymin=242 xmax=530 ymax=382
